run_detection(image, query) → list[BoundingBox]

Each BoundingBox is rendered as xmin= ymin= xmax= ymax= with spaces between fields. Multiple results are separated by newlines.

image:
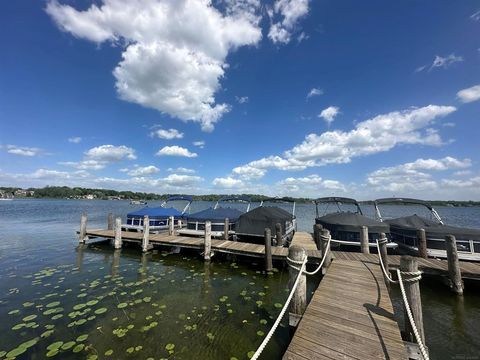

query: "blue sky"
xmin=0 ymin=0 xmax=479 ymax=200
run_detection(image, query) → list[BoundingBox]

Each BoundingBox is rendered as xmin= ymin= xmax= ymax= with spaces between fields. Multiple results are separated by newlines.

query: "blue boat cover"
xmin=127 ymin=207 xmax=183 ymax=218
xmin=187 ymin=207 xmax=244 ymax=222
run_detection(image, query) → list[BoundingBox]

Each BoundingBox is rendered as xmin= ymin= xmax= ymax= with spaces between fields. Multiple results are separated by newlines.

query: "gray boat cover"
xmin=186 ymin=207 xmax=244 ymax=222
xmin=316 ymin=211 xmax=389 ymax=233
xmin=237 ymin=206 xmax=294 ymax=235
xmin=386 ymin=214 xmax=480 ymax=240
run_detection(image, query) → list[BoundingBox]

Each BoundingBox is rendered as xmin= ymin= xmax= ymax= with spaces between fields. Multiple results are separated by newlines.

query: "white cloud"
xmin=150 ymin=128 xmax=184 ymax=140
xmin=307 ymin=88 xmax=323 ymax=99
xmin=417 ymin=53 xmax=463 ymax=72
xmin=193 ymin=140 xmax=205 ymax=148
xmin=59 ymin=160 xmax=107 ymax=170
xmin=232 ymin=105 xmax=456 ymax=180
xmin=318 ymin=106 xmax=339 ymax=124
xmin=268 ymin=0 xmax=310 ymax=44
xmin=366 ymin=156 xmax=471 ymax=193
xmin=3 ymin=145 xmax=43 ymax=157
xmin=125 ymin=165 xmax=160 ymax=176
xmin=453 ymin=170 xmax=472 ymax=177
xmin=276 ymin=175 xmax=346 ymax=196
xmin=471 ymin=10 xmax=480 ymax=21
xmin=167 ymin=167 xmax=195 ymax=174
xmin=212 ymin=176 xmax=245 ymax=188
xmin=155 ymin=145 xmax=197 ymax=158
xmin=441 ymin=177 xmax=480 ymax=189
xmin=235 ymin=96 xmax=249 ymax=104
xmin=85 ymin=145 xmax=136 ymax=161
xmin=457 ymin=84 xmax=480 ymax=103
xmin=46 ymin=0 xmax=262 ymax=131
xmin=162 ymin=173 xmax=203 ymax=186
xmin=68 ymin=137 xmax=82 ymax=143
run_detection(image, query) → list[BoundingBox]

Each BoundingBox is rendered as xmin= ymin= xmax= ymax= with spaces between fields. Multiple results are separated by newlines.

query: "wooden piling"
xmin=314 ymin=224 xmax=323 ymax=249
xmin=204 ymin=221 xmax=212 ymax=261
xmin=275 ymin=223 xmax=283 ymax=246
xmin=264 ymin=228 xmax=273 ymax=272
xmin=107 ymin=213 xmax=114 ymax=230
xmin=400 ymin=256 xmax=425 ymax=344
xmin=417 ymin=228 xmax=428 ymax=259
xmin=360 ymin=226 xmax=369 ymax=254
xmin=224 ymin=218 xmax=229 ymax=240
xmin=79 ymin=213 xmax=87 ymax=244
xmin=168 ymin=216 xmax=174 ymax=235
xmin=445 ymin=235 xmax=464 ymax=295
xmin=378 ymin=232 xmax=390 ymax=289
xmin=288 ymin=245 xmax=307 ymax=327
xmin=142 ymin=215 xmax=150 ymax=252
xmin=114 ymin=217 xmax=122 ymax=249
xmin=320 ymin=229 xmax=332 ymax=273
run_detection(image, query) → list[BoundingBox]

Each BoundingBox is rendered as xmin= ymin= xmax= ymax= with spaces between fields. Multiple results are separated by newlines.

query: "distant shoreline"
xmin=1 ymin=186 xmax=479 ymax=206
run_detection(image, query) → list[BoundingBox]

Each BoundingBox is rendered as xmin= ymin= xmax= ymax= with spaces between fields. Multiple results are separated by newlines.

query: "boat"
xmin=178 ymin=196 xmax=251 ymax=238
xmin=235 ymin=197 xmax=297 ymax=246
xmin=130 ymin=199 xmax=147 ymax=205
xmin=315 ymin=197 xmax=395 ymax=250
xmin=374 ymin=198 xmax=480 ymax=261
xmin=123 ymin=196 xmax=192 ymax=232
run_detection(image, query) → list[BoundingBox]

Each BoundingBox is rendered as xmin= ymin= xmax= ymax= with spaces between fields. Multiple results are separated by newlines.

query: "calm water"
xmin=0 ymin=199 xmax=479 ymax=359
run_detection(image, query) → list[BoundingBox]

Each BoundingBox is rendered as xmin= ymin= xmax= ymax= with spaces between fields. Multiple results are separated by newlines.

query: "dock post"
xmin=114 ymin=217 xmax=122 ymax=249
xmin=178 ymin=219 xmax=182 ymax=229
xmin=314 ymin=224 xmax=323 ymax=249
xmin=275 ymin=223 xmax=283 ymax=246
xmin=378 ymin=232 xmax=390 ymax=289
xmin=79 ymin=213 xmax=87 ymax=244
xmin=142 ymin=215 xmax=150 ymax=252
xmin=360 ymin=226 xmax=370 ymax=254
xmin=445 ymin=235 xmax=464 ymax=295
xmin=107 ymin=213 xmax=114 ymax=230
xmin=204 ymin=221 xmax=212 ymax=261
xmin=417 ymin=228 xmax=428 ymax=259
xmin=320 ymin=229 xmax=332 ymax=273
xmin=264 ymin=228 xmax=273 ymax=272
xmin=400 ymin=256 xmax=425 ymax=345
xmin=224 ymin=218 xmax=229 ymax=240
xmin=169 ymin=216 xmax=174 ymax=235
xmin=288 ymin=245 xmax=306 ymax=327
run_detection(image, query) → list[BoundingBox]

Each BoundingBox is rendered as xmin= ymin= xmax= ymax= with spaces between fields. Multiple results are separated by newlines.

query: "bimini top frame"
xmin=214 ymin=195 xmax=251 ymax=212
xmin=161 ymin=195 xmax=193 ymax=215
xmin=373 ymin=197 xmax=444 ymax=225
xmin=314 ymin=197 xmax=363 ymax=218
xmin=259 ymin=197 xmax=296 ymax=217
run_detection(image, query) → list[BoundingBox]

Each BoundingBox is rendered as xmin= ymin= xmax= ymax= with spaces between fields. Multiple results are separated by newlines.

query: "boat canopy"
xmin=316 ymin=212 xmax=390 ymax=233
xmin=187 ymin=207 xmax=245 ymax=222
xmin=386 ymin=214 xmax=480 ymax=240
xmin=314 ymin=197 xmax=363 ymax=216
xmin=127 ymin=207 xmax=183 ymax=218
xmin=374 ymin=198 xmax=433 ymax=210
xmin=236 ymin=206 xmax=294 ymax=235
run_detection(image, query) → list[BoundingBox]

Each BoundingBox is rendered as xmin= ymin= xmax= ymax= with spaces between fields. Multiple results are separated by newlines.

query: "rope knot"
xmin=378 ymin=237 xmax=388 ymax=245
xmin=400 ymin=270 xmax=422 ymax=283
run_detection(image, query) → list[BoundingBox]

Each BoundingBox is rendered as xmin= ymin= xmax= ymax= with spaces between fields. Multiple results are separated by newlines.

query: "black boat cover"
xmin=386 ymin=215 xmax=480 ymax=240
xmin=316 ymin=211 xmax=389 ymax=233
xmin=186 ymin=207 xmax=244 ymax=222
xmin=236 ymin=206 xmax=294 ymax=235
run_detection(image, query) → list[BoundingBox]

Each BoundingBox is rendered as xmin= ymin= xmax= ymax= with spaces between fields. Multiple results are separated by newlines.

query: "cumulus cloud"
xmin=150 ymin=128 xmax=184 ymax=140
xmin=366 ymin=156 xmax=471 ymax=193
xmin=268 ymin=0 xmax=310 ymax=44
xmin=3 ymin=145 xmax=43 ymax=157
xmin=457 ymin=84 xmax=480 ymax=103
xmin=46 ymin=0 xmax=262 ymax=131
xmin=124 ymin=165 xmax=160 ymax=176
xmin=307 ymin=87 xmax=323 ymax=99
xmin=318 ymin=106 xmax=339 ymax=124
xmin=193 ymin=140 xmax=205 ymax=148
xmin=59 ymin=160 xmax=107 ymax=170
xmin=155 ymin=145 xmax=197 ymax=158
xmin=68 ymin=137 xmax=82 ymax=143
xmin=85 ymin=145 xmax=136 ymax=161
xmin=212 ymin=176 xmax=245 ymax=188
xmin=167 ymin=167 xmax=195 ymax=174
xmin=232 ymin=105 xmax=456 ymax=180
xmin=276 ymin=174 xmax=346 ymax=196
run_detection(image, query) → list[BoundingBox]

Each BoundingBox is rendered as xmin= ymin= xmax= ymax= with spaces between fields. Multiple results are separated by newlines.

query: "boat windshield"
xmin=214 ymin=196 xmax=251 ymax=212
xmin=374 ymin=198 xmax=443 ymax=224
xmin=259 ymin=197 xmax=296 ymax=216
xmin=314 ymin=197 xmax=363 ymax=217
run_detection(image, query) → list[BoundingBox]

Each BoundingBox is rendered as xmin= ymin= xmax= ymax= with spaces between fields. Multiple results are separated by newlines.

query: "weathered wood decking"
xmin=284 ymin=259 xmax=407 ymax=359
xmin=291 ymin=231 xmax=318 ymax=250
xmin=83 ymin=229 xmax=323 ymax=261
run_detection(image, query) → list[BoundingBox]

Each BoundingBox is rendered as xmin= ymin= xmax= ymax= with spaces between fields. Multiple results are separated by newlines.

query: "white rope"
xmin=286 ymin=234 xmax=331 ymax=276
xmin=376 ymin=238 xmax=398 ymax=284
xmin=250 ymin=256 xmax=308 ymax=360
xmin=397 ymin=269 xmax=429 ymax=360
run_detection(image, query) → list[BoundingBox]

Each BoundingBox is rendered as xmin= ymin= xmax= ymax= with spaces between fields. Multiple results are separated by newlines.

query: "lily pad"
xmin=61 ymin=341 xmax=76 ymax=350
xmin=117 ymin=303 xmax=128 ymax=309
xmin=274 ymin=303 xmax=283 ymax=308
xmin=47 ymin=341 xmax=63 ymax=351
xmin=76 ymin=334 xmax=88 ymax=342
xmin=94 ymin=307 xmax=107 ymax=315
xmin=22 ymin=314 xmax=37 ymax=321
xmin=6 ymin=346 xmax=27 ymax=358
xmin=46 ymin=301 xmax=60 ymax=308
xmin=257 ymin=330 xmax=265 ymax=336
xmin=104 ymin=349 xmax=114 ymax=356
xmin=72 ymin=344 xmax=84 ymax=353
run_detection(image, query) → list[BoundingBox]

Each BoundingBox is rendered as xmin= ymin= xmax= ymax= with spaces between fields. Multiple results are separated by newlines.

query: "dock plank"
xmin=284 ymin=260 xmax=407 ymax=360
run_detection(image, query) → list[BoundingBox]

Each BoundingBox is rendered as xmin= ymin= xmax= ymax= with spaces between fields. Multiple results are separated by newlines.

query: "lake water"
xmin=0 ymin=199 xmax=479 ymax=359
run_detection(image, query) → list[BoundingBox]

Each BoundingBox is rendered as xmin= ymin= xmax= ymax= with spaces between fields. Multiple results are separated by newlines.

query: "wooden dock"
xmin=284 ymin=259 xmax=407 ymax=359
xmin=83 ymin=229 xmax=323 ymax=262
